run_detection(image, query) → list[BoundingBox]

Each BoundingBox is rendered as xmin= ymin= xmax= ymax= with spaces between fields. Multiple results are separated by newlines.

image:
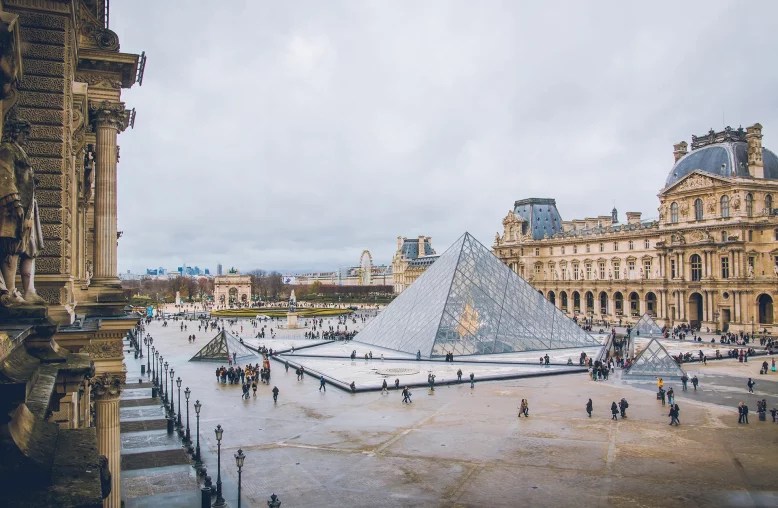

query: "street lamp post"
xmin=169 ymin=368 xmax=175 ymax=417
xmin=153 ymin=349 xmax=159 ymax=385
xmin=163 ymin=360 xmax=169 ymax=403
xmin=184 ymin=387 xmax=191 ymax=445
xmin=193 ymin=400 xmax=202 ymax=470
xmin=176 ymin=377 xmax=183 ymax=429
xmin=214 ymin=424 xmax=226 ymax=508
xmin=144 ymin=338 xmax=151 ymax=369
xmin=235 ymin=449 xmax=245 ymax=508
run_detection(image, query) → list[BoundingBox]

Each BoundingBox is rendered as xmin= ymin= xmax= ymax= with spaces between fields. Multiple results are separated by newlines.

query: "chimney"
xmin=626 ymin=212 xmax=642 ymax=225
xmin=673 ymin=141 xmax=688 ymax=162
xmin=417 ymin=236 xmax=425 ymax=258
xmin=397 ymin=236 xmax=403 ymax=251
xmin=746 ymin=123 xmax=764 ymax=179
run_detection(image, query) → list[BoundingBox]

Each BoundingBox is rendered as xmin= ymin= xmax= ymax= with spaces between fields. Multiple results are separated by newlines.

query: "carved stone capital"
xmin=91 ymin=372 xmax=126 ymax=400
xmin=89 ymin=101 xmax=129 ymax=132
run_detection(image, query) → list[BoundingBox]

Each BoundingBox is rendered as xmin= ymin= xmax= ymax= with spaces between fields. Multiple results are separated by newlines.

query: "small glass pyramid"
xmin=189 ymin=330 xmax=257 ymax=363
xmin=626 ymin=338 xmax=685 ymax=378
xmin=632 ymin=313 xmax=663 ymax=336
xmin=355 ymin=232 xmax=600 ymax=358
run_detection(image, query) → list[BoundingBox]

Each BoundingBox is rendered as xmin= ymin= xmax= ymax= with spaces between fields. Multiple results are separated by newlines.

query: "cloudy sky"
xmin=112 ymin=0 xmax=778 ymax=274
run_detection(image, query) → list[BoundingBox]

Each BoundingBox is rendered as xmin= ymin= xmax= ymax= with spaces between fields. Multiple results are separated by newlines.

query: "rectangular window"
xmin=599 ymin=262 xmax=606 ymax=279
xmin=534 ymin=264 xmax=541 ymax=277
xmin=628 ymin=260 xmax=635 ymax=279
xmin=722 ymin=231 xmax=728 ymax=242
xmin=629 ymin=241 xmax=634 ymax=250
xmin=645 ymin=239 xmax=650 ymax=249
xmin=775 ymin=229 xmax=778 ymax=241
xmin=599 ymin=243 xmax=604 ymax=252
xmin=549 ymin=247 xmax=553 ymax=255
xmin=573 ymin=245 xmax=578 ymax=254
xmin=748 ymin=230 xmax=753 ymax=241
xmin=561 ymin=264 xmax=567 ymax=280
xmin=721 ymin=257 xmax=729 ymax=279
xmin=561 ymin=246 xmax=565 ymax=255
xmin=671 ymin=259 xmax=676 ymax=279
xmin=585 ymin=263 xmax=592 ymax=280
xmin=573 ymin=265 xmax=579 ymax=280
xmin=614 ymin=263 xmax=620 ymax=280
xmin=586 ymin=244 xmax=591 ymax=253
xmin=644 ymin=260 xmax=651 ymax=279
xmin=749 ymin=256 xmax=755 ymax=270
xmin=535 ymin=248 xmax=540 ymax=256
xmin=520 ymin=248 xmax=524 ymax=256
xmin=520 ymin=266 xmax=525 ymax=278
xmin=613 ymin=242 xmax=619 ymax=251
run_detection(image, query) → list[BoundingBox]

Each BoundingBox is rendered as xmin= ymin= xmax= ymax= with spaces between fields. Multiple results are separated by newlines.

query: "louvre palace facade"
xmin=494 ymin=123 xmax=778 ymax=334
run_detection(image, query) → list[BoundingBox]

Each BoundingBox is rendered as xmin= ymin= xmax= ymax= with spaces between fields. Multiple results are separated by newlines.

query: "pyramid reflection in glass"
xmin=355 ymin=233 xmax=600 ymax=358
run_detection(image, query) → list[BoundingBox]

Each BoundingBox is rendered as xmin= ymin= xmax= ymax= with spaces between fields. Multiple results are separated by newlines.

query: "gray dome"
xmin=665 ymin=141 xmax=778 ymax=187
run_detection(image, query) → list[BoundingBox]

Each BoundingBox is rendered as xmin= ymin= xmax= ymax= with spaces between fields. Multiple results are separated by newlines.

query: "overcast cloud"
xmin=111 ymin=0 xmax=778 ymax=274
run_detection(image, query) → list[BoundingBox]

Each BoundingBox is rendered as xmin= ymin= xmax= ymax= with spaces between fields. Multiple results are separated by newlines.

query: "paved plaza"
xmin=122 ymin=318 xmax=778 ymax=507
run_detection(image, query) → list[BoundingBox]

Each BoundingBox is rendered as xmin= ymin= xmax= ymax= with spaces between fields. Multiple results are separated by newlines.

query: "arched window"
xmin=670 ymin=202 xmax=679 ymax=223
xmin=690 ymin=254 xmax=702 ymax=281
xmin=720 ymin=195 xmax=730 ymax=218
xmin=694 ymin=198 xmax=703 ymax=220
xmin=766 ymin=194 xmax=773 ymax=214
xmin=746 ymin=193 xmax=753 ymax=217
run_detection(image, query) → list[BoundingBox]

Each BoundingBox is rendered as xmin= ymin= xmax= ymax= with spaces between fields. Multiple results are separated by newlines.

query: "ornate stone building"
xmin=391 ymin=235 xmax=437 ymax=293
xmin=0 ymin=1 xmax=144 ymax=506
xmin=494 ymin=124 xmax=778 ymax=333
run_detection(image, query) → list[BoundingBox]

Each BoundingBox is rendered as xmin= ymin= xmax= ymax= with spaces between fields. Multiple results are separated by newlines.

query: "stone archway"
xmin=560 ymin=291 xmax=568 ymax=311
xmin=547 ymin=291 xmax=556 ymax=305
xmin=645 ymin=292 xmax=657 ymax=316
xmin=629 ymin=292 xmax=640 ymax=317
xmin=757 ymin=293 xmax=774 ymax=325
xmin=572 ymin=291 xmax=581 ymax=312
xmin=688 ymin=292 xmax=703 ymax=328
xmin=599 ymin=291 xmax=608 ymax=315
xmin=229 ymin=287 xmax=238 ymax=305
xmin=614 ymin=292 xmax=623 ymax=316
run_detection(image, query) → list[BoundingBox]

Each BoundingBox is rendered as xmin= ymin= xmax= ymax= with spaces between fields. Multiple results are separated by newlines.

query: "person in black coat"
xmin=611 ymin=402 xmax=619 ymax=420
xmin=586 ymin=399 xmax=593 ymax=418
xmin=619 ymin=398 xmax=629 ymax=418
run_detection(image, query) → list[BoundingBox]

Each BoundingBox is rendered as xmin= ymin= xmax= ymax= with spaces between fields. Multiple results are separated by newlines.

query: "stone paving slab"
xmin=120 ymin=406 xmax=166 ymax=420
xmin=120 ymin=397 xmax=161 ymax=408
xmin=121 ymin=419 xmax=168 ymax=433
xmin=121 ymin=448 xmax=191 ymax=471
xmin=123 ymin=465 xmax=200 ymax=508
xmin=121 ymin=430 xmax=183 ymax=453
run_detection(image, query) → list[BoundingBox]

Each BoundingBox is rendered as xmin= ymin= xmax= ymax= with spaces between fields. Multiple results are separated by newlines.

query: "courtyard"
xmin=122 ymin=316 xmax=778 ymax=507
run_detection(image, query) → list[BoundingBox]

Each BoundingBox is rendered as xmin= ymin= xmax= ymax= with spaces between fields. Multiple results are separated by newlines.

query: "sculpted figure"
xmin=0 ymin=120 xmax=45 ymax=306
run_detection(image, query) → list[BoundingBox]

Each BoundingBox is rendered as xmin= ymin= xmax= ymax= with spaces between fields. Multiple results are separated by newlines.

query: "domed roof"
xmin=665 ymin=126 xmax=778 ymax=187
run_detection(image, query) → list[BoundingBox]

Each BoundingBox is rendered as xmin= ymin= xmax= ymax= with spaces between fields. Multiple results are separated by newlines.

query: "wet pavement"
xmin=123 ymin=317 xmax=778 ymax=507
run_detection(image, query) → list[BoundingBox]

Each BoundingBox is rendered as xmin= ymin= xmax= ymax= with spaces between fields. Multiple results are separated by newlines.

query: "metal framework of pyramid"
xmin=625 ymin=338 xmax=685 ymax=378
xmin=189 ymin=330 xmax=257 ymax=363
xmin=633 ymin=313 xmax=663 ymax=336
xmin=355 ymin=232 xmax=600 ymax=358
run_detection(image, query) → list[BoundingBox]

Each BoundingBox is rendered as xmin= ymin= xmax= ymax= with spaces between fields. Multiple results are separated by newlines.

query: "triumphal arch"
xmin=214 ymin=270 xmax=251 ymax=306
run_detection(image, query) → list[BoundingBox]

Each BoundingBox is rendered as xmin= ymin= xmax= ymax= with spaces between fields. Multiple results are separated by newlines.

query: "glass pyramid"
xmin=625 ymin=338 xmax=685 ymax=378
xmin=189 ymin=330 xmax=257 ymax=363
xmin=633 ymin=313 xmax=663 ymax=336
xmin=355 ymin=232 xmax=600 ymax=358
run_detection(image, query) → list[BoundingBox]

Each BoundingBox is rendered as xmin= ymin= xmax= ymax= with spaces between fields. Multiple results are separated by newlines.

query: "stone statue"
xmin=773 ymin=264 xmax=778 ymax=278
xmin=0 ymin=119 xmax=45 ymax=306
xmin=747 ymin=264 xmax=754 ymax=278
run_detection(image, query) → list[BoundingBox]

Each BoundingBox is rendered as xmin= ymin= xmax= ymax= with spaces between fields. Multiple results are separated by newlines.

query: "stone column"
xmin=89 ymin=101 xmax=128 ymax=285
xmin=92 ymin=372 xmax=125 ymax=508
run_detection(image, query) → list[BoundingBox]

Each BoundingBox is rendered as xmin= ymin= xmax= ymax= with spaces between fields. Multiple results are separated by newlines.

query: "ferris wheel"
xmin=359 ymin=250 xmax=373 ymax=285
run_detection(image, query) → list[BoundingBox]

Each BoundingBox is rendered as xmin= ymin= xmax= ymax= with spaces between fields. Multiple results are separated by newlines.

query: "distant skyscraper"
xmin=217 ymin=263 xmax=223 ymax=276
xmin=204 ymin=268 xmax=210 ymax=275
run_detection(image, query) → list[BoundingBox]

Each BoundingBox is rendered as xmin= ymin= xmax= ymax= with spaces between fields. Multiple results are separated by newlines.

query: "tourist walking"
xmin=619 ymin=398 xmax=628 ymax=418
xmin=586 ymin=398 xmax=593 ymax=418
xmin=747 ymin=378 xmax=755 ymax=393
xmin=470 ymin=373 xmax=475 ymax=388
xmin=658 ymin=387 xmax=666 ymax=406
xmin=457 ymin=369 xmax=463 ymax=382
xmin=272 ymin=386 xmax=279 ymax=403
xmin=611 ymin=401 xmax=619 ymax=420
xmin=402 ymin=386 xmax=412 ymax=403
xmin=284 ymin=360 xmax=289 ymax=372
xmin=381 ymin=379 xmax=388 ymax=394
xmin=319 ymin=376 xmax=326 ymax=392
xmin=681 ymin=374 xmax=688 ymax=391
xmin=667 ymin=387 xmax=675 ymax=406
xmin=691 ymin=375 xmax=699 ymax=391
xmin=669 ymin=404 xmax=680 ymax=425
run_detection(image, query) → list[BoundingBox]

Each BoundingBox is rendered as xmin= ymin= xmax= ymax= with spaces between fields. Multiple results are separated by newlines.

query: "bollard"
xmin=201 ymin=485 xmax=212 ymax=508
xmin=167 ymin=416 xmax=174 ymax=434
xmin=151 ymin=387 xmax=158 ymax=398
xmin=141 ymin=365 xmax=146 ymax=375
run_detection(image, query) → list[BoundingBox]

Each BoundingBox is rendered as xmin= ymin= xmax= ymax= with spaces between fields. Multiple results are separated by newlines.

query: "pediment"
xmin=660 ymin=170 xmax=732 ymax=196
